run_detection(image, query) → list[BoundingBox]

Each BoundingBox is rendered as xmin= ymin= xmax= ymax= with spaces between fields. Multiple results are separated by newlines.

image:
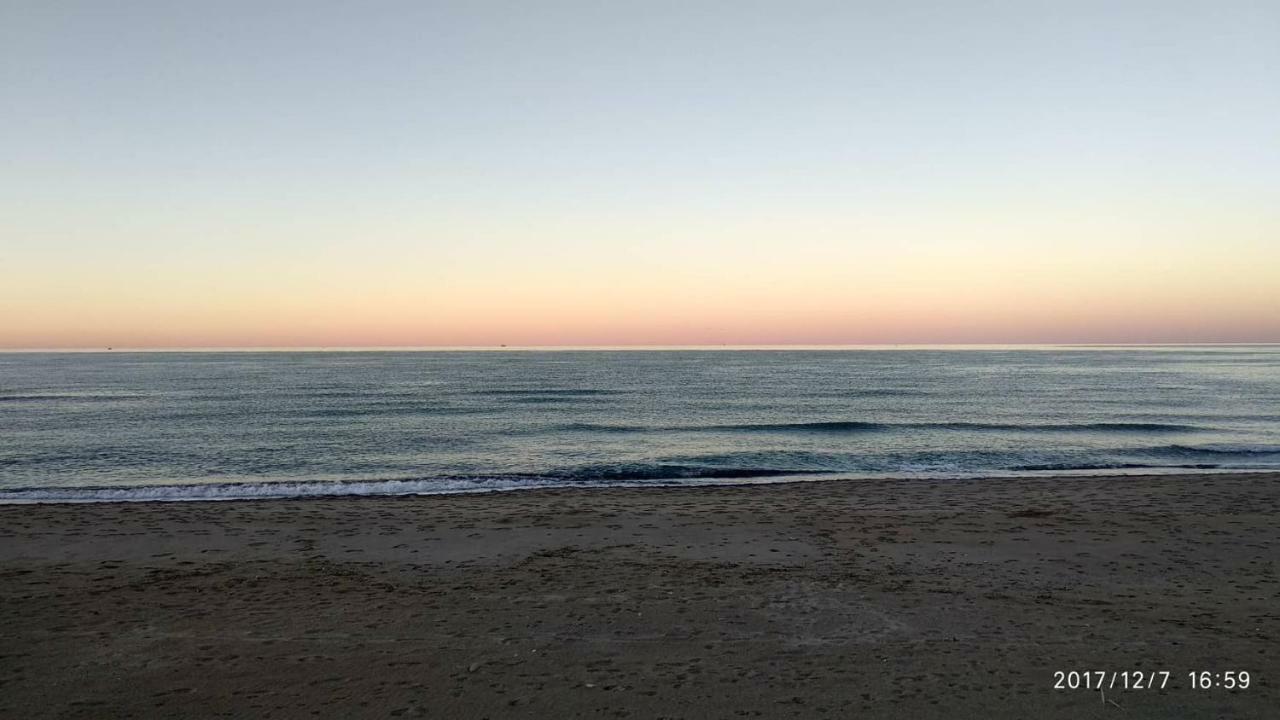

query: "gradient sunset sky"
xmin=3 ymin=1 xmax=1278 ymax=348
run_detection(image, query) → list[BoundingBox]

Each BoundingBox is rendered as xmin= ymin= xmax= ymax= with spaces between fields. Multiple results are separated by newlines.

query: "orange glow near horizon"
xmin=6 ymin=208 xmax=1278 ymax=348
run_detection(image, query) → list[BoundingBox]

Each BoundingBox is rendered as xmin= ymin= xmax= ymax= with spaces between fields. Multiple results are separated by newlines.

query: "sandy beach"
xmin=1 ymin=472 xmax=1276 ymax=718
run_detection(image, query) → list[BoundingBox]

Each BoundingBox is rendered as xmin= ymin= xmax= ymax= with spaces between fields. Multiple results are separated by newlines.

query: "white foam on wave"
xmin=0 ymin=477 xmax=570 ymax=503
xmin=1167 ymin=443 xmax=1280 ymax=455
xmin=0 ymin=466 xmax=1269 ymax=504
xmin=0 ymin=473 xmax=836 ymax=504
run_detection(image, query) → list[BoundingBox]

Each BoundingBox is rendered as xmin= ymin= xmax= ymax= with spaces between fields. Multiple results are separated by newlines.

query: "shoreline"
xmin=2 ymin=466 xmax=1273 ymax=505
xmin=2 ymin=472 xmax=1276 ymax=718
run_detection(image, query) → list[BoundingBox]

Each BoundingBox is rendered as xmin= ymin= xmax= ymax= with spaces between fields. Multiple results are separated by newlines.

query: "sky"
xmin=2 ymin=1 xmax=1278 ymax=348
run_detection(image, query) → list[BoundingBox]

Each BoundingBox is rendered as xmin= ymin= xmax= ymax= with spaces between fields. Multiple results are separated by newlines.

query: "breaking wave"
xmin=555 ymin=421 xmax=1208 ymax=434
xmin=1155 ymin=443 xmax=1280 ymax=457
xmin=0 ymin=466 xmax=827 ymax=503
xmin=3 ymin=452 xmax=1271 ymax=503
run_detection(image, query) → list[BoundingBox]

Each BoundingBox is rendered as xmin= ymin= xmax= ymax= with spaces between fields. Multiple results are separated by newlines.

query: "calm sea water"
xmin=1 ymin=347 xmax=1278 ymax=501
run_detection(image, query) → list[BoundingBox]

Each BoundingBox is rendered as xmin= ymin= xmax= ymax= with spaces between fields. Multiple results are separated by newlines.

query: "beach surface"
xmin=1 ymin=473 xmax=1276 ymax=719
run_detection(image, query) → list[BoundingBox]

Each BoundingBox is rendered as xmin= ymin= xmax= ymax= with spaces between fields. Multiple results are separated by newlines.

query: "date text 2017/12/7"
xmin=1054 ymin=670 xmax=1169 ymax=690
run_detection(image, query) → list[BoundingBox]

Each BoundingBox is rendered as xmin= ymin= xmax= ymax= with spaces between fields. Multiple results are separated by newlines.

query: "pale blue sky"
xmin=3 ymin=1 xmax=1278 ymax=346
xmin=6 ymin=1 xmax=1278 ymax=202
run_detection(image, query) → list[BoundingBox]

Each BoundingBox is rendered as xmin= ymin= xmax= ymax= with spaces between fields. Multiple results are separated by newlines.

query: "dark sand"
xmin=1 ymin=473 xmax=1276 ymax=719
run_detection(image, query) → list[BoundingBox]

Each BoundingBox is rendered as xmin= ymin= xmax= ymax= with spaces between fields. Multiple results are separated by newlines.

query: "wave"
xmin=552 ymin=421 xmax=1205 ymax=435
xmin=4 ymin=460 xmax=1268 ymax=503
xmin=801 ymin=389 xmax=932 ymax=398
xmin=470 ymin=389 xmax=627 ymax=397
xmin=557 ymin=463 xmax=823 ymax=481
xmin=555 ymin=422 xmax=650 ymax=433
xmin=300 ymin=405 xmax=487 ymax=418
xmin=500 ymin=396 xmax=604 ymax=405
xmin=549 ymin=421 xmax=889 ymax=434
xmin=0 ymin=393 xmax=141 ymax=403
xmin=0 ymin=477 xmax=565 ymax=503
xmin=5 ymin=447 xmax=1277 ymax=503
xmin=709 ymin=421 xmax=1203 ymax=434
xmin=1156 ymin=443 xmax=1280 ymax=457
xmin=713 ymin=421 xmax=888 ymax=433
xmin=0 ymin=466 xmax=825 ymax=503
xmin=925 ymin=422 xmax=1202 ymax=432
xmin=1010 ymin=462 xmax=1163 ymax=472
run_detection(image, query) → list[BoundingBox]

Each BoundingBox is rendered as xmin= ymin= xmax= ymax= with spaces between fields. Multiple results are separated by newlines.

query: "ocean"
xmin=1 ymin=346 xmax=1278 ymax=502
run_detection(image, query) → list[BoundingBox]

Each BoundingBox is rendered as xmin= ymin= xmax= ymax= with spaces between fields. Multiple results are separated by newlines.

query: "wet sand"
xmin=1 ymin=473 xmax=1276 ymax=719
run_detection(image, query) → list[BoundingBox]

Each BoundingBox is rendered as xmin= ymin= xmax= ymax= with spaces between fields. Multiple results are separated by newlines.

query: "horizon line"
xmin=4 ymin=342 xmax=1280 ymax=354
